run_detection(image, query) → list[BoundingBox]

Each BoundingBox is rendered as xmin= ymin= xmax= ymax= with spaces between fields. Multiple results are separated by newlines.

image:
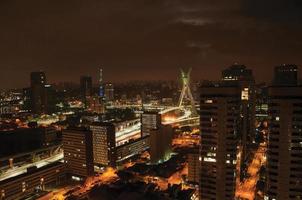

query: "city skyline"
xmin=1 ymin=0 xmax=302 ymax=88
xmin=1 ymin=1 xmax=302 ymax=200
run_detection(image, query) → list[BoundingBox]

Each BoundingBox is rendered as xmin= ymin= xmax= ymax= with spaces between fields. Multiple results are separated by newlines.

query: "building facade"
xmin=187 ymin=148 xmax=200 ymax=184
xmin=62 ymin=127 xmax=94 ymax=179
xmin=0 ymin=162 xmax=65 ymax=200
xmin=141 ymin=111 xmax=161 ymax=137
xmin=265 ymin=66 xmax=302 ymax=199
xmin=90 ymin=123 xmax=116 ymax=167
xmin=149 ymin=124 xmax=172 ymax=164
xmin=199 ymin=81 xmax=241 ymax=200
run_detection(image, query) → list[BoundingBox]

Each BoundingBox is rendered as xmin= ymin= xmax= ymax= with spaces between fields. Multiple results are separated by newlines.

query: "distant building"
xmin=98 ymin=68 xmax=105 ymax=99
xmin=80 ymin=76 xmax=93 ymax=107
xmin=22 ymin=87 xmax=32 ymax=112
xmin=62 ymin=127 xmax=94 ymax=179
xmin=105 ymin=83 xmax=114 ymax=102
xmin=141 ymin=111 xmax=161 ymax=137
xmin=30 ymin=72 xmax=47 ymax=114
xmin=87 ymin=95 xmax=105 ymax=114
xmin=149 ymin=124 xmax=172 ymax=164
xmin=273 ymin=64 xmax=298 ymax=86
xmin=90 ymin=123 xmax=116 ymax=167
xmin=199 ymin=81 xmax=241 ymax=200
xmin=265 ymin=66 xmax=302 ymax=200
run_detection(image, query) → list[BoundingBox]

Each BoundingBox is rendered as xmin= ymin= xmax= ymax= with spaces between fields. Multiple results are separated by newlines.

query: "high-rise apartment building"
xmin=199 ymin=81 xmax=241 ymax=200
xmin=265 ymin=66 xmax=302 ymax=200
xmin=62 ymin=127 xmax=94 ymax=179
xmin=222 ymin=64 xmax=256 ymax=167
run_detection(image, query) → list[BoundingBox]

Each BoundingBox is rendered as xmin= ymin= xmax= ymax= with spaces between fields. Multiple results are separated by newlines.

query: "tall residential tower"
xmin=265 ymin=65 xmax=302 ymax=199
xmin=199 ymin=81 xmax=241 ymax=200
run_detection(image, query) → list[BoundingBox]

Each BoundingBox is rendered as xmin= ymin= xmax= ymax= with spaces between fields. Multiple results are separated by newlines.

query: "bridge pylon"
xmin=178 ymin=68 xmax=197 ymax=115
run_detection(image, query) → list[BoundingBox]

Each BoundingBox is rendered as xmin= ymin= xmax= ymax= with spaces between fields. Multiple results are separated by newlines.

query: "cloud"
xmin=0 ymin=0 xmax=301 ymax=88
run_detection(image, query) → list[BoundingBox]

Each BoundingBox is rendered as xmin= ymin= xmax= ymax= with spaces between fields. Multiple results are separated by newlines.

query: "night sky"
xmin=1 ymin=0 xmax=302 ymax=88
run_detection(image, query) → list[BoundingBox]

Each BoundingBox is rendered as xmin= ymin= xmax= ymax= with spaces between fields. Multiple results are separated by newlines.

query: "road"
xmin=39 ymin=167 xmax=118 ymax=200
xmin=236 ymin=143 xmax=266 ymax=200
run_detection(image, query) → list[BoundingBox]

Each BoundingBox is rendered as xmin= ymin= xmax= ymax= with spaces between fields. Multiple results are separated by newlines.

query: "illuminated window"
xmin=205 ymin=99 xmax=213 ymax=104
xmin=241 ymin=88 xmax=249 ymax=100
xmin=203 ymin=157 xmax=216 ymax=162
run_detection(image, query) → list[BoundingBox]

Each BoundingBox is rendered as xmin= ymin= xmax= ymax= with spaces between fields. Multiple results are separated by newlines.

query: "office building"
xmin=90 ymin=123 xmax=116 ymax=167
xmin=89 ymin=120 xmax=147 ymax=167
xmin=30 ymin=72 xmax=47 ymax=114
xmin=273 ymin=64 xmax=298 ymax=86
xmin=105 ymin=83 xmax=114 ymax=102
xmin=265 ymin=67 xmax=302 ymax=200
xmin=199 ymin=81 xmax=241 ymax=200
xmin=141 ymin=111 xmax=162 ymax=137
xmin=62 ymin=127 xmax=94 ymax=179
xmin=149 ymin=124 xmax=172 ymax=164
xmin=115 ymin=135 xmax=150 ymax=165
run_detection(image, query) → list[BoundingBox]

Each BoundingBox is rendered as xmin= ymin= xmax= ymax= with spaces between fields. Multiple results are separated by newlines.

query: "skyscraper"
xmin=63 ymin=127 xmax=94 ymax=179
xmin=273 ymin=64 xmax=298 ymax=86
xmin=98 ymin=68 xmax=104 ymax=98
xmin=265 ymin=66 xmax=302 ymax=199
xmin=80 ymin=76 xmax=92 ymax=106
xmin=30 ymin=71 xmax=47 ymax=114
xmin=199 ymin=81 xmax=241 ymax=200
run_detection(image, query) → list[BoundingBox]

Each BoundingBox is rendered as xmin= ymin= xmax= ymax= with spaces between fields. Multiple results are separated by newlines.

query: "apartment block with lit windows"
xmin=265 ymin=65 xmax=302 ymax=200
xmin=199 ymin=81 xmax=241 ymax=200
